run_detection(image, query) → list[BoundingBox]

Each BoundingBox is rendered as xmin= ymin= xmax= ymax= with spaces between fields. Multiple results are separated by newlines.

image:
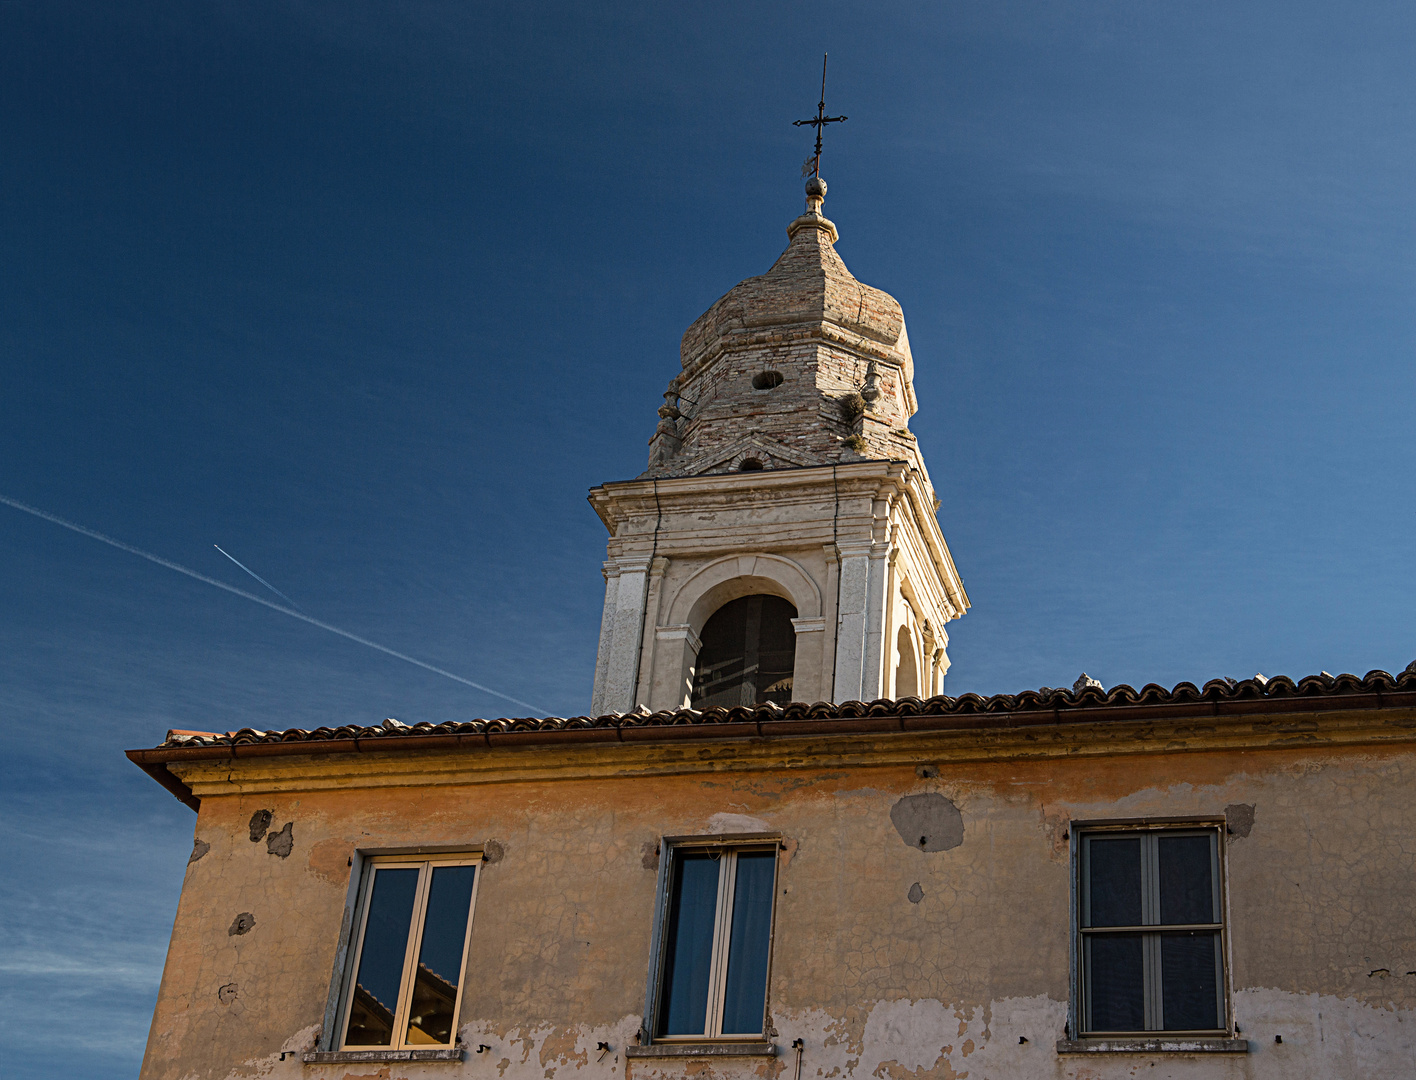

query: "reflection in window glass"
xmin=405 ymin=865 xmax=477 ymax=1045
xmin=346 ymin=867 xmax=420 ymax=1046
xmin=341 ymin=858 xmax=479 ymax=1052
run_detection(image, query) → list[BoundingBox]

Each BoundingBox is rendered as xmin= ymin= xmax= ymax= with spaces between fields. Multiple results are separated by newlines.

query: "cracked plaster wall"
xmin=140 ymin=744 xmax=1416 ymax=1080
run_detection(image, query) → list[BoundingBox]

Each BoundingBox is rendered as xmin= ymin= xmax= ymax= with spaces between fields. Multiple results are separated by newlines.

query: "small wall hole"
xmin=752 ymin=370 xmax=784 ymax=390
xmin=739 ymin=458 xmax=764 ymax=472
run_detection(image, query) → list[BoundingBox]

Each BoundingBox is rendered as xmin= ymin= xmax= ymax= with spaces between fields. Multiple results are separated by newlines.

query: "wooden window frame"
xmin=335 ymin=853 xmax=483 ymax=1052
xmin=645 ymin=836 xmax=781 ymax=1044
xmin=1074 ymin=823 xmax=1230 ymax=1038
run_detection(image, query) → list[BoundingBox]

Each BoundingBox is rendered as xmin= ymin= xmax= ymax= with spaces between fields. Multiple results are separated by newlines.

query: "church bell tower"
xmin=588 ymin=176 xmax=968 ymax=714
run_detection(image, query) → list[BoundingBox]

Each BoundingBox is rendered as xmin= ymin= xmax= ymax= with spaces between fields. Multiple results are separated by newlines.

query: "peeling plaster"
xmin=192 ymin=988 xmax=1416 ymax=1079
xmin=190 ymin=838 xmax=210 ymax=863
xmin=141 ymin=750 xmax=1416 ymax=1080
xmin=266 ymin=821 xmax=294 ymax=858
xmin=228 ymin=912 xmax=256 ymax=936
xmin=248 ymin=809 xmax=273 ymax=842
xmin=1226 ymin=802 xmax=1257 ymax=838
xmin=709 ymin=812 xmax=772 ymax=833
xmin=888 ymin=794 xmax=962 ymax=852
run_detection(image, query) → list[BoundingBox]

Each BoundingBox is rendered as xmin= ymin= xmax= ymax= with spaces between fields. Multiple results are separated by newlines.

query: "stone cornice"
xmin=588 ymin=461 xmax=912 ymax=534
xmin=141 ymin=697 xmax=1416 ymax=806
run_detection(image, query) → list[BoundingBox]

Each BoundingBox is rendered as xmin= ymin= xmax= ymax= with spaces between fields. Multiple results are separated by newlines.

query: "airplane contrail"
xmin=214 ymin=544 xmax=303 ymax=611
xmin=0 ymin=493 xmax=548 ymax=716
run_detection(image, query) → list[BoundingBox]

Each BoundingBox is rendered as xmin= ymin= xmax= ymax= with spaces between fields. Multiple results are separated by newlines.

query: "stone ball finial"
xmin=805 ymin=175 xmax=827 ymax=200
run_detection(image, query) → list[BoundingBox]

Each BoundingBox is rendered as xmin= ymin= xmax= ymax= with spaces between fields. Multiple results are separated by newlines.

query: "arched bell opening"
xmin=690 ymin=594 xmax=798 ymax=709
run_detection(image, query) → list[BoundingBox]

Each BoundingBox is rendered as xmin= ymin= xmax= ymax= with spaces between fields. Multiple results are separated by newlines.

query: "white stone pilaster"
xmin=859 ymin=541 xmax=892 ymax=701
xmin=832 ymin=540 xmax=874 ymax=702
xmin=594 ymin=557 xmax=652 ymax=716
xmin=589 ymin=564 xmax=621 ymax=715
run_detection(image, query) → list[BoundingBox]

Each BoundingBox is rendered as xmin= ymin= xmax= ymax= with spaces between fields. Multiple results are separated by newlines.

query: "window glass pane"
xmin=405 ymin=864 xmax=477 ymax=1046
xmin=658 ymin=853 xmax=721 ymax=1036
xmin=1087 ymin=837 xmax=1142 ymax=927
xmin=1087 ymin=934 xmax=1145 ymax=1032
xmin=1158 ymin=835 xmax=1214 ymax=925
xmin=346 ymin=867 xmax=420 ymax=1046
xmin=720 ymin=852 xmax=776 ymax=1034
xmin=1161 ymin=931 xmax=1221 ymax=1030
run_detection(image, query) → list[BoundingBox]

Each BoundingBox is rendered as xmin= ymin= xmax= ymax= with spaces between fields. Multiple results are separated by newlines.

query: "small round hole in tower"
xmin=752 ymin=370 xmax=784 ymax=390
xmin=739 ymin=458 xmax=764 ymax=472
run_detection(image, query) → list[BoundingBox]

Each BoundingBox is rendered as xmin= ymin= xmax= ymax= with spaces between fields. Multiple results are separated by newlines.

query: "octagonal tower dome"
xmin=644 ymin=177 xmax=928 ymax=481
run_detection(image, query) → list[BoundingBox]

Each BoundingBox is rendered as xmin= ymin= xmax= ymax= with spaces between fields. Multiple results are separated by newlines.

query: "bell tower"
xmin=588 ymin=177 xmax=968 ymax=714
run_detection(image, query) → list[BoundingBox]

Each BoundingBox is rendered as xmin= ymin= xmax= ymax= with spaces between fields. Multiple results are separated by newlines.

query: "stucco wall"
xmin=141 ymin=743 xmax=1416 ymax=1080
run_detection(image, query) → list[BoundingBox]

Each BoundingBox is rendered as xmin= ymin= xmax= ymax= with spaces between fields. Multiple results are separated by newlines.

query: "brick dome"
xmin=679 ymin=177 xmax=913 ymax=384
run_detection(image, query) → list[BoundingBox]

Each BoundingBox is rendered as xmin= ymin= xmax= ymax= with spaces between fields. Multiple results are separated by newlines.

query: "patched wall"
xmin=142 ymin=738 xmax=1416 ymax=1080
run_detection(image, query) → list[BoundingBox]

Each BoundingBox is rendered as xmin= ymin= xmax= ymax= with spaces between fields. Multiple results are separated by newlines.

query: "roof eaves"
xmin=127 ymin=667 xmax=1416 ymax=812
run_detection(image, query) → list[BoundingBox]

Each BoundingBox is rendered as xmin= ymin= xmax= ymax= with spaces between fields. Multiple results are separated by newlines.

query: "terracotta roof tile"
xmin=156 ymin=666 xmax=1416 ymax=750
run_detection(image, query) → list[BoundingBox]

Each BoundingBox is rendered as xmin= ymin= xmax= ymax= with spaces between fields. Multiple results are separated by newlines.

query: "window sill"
xmin=626 ymin=1042 xmax=776 ymax=1059
xmin=1057 ymin=1038 xmax=1248 ymax=1055
xmin=303 ymin=1049 xmax=465 ymax=1064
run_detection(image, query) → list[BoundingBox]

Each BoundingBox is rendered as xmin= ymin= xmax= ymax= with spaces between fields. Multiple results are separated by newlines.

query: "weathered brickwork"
xmin=645 ymin=178 xmax=926 ymax=482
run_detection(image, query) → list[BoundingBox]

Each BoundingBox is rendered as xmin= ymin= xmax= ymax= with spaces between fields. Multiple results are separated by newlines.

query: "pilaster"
xmin=832 ymin=539 xmax=874 ymax=702
xmin=592 ymin=556 xmax=653 ymax=716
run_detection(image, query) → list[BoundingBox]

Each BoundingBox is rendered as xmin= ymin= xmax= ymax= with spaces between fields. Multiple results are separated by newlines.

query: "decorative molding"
xmin=655 ymin=623 xmax=703 ymax=654
xmin=664 ymin=552 xmax=823 ymax=627
xmin=677 ymin=434 xmax=821 ymax=478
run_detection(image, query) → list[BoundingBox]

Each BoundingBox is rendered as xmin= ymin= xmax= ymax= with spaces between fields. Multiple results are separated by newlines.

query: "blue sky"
xmin=2 ymin=2 xmax=1413 ymax=1075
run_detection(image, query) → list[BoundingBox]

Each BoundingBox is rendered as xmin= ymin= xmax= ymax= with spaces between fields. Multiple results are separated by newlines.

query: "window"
xmin=653 ymin=843 xmax=778 ymax=1040
xmin=1077 ymin=826 xmax=1227 ymax=1035
xmin=691 ymin=595 xmax=797 ymax=709
xmin=338 ymin=855 xmax=481 ymax=1050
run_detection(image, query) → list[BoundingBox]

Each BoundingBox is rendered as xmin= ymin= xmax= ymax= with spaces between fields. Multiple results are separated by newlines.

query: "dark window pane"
xmin=1158 ymin=835 xmax=1214 ymax=925
xmin=1087 ymin=934 xmax=1145 ymax=1032
xmin=405 ymin=865 xmax=476 ymax=1046
xmin=720 ymin=853 xmax=776 ymax=1034
xmin=658 ymin=853 xmax=721 ymax=1036
xmin=1087 ymin=837 xmax=1142 ymax=927
xmin=347 ymin=867 xmax=419 ymax=1046
xmin=1161 ymin=932 xmax=1221 ymax=1030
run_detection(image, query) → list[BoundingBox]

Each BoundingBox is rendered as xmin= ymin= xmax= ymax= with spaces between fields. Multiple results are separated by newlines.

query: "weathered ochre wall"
xmin=141 ymin=742 xmax=1416 ymax=1080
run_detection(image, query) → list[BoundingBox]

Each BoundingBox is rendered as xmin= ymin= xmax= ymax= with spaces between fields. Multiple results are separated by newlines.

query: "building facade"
xmin=129 ymin=183 xmax=1416 ymax=1079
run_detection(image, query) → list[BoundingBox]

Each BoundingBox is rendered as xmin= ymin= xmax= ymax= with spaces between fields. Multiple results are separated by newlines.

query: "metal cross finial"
xmin=793 ymin=53 xmax=847 ymax=178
